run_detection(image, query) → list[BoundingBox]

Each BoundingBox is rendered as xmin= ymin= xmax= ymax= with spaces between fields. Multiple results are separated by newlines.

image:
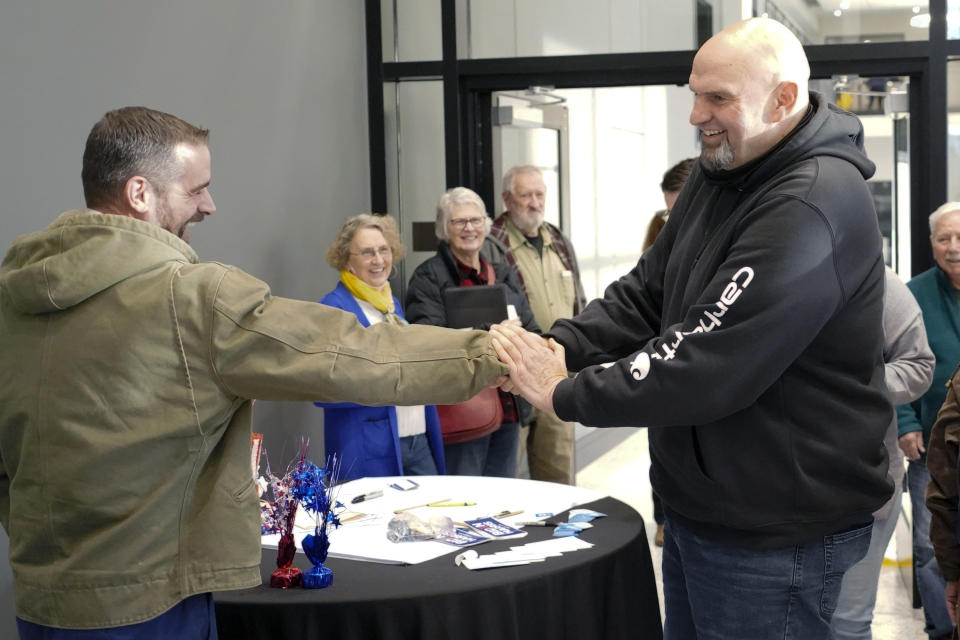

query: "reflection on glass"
xmin=951 ymin=0 xmax=960 ymax=38
xmin=383 ymin=81 xmax=446 ymax=292
xmin=947 ymin=61 xmax=960 ymax=202
xmin=493 ymin=93 xmax=563 ymax=229
xmin=455 ymin=0 xmax=930 ymax=59
xmin=791 ymin=0 xmax=929 ymax=44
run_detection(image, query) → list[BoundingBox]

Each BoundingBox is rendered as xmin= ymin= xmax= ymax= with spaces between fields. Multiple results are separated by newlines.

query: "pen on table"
xmin=351 ymin=489 xmax=383 ymax=504
xmin=428 ymin=501 xmax=476 ymax=507
xmin=494 ymin=509 xmax=523 ymax=518
xmin=516 ymin=520 xmax=555 ymax=527
xmin=394 ymin=498 xmax=450 ymax=514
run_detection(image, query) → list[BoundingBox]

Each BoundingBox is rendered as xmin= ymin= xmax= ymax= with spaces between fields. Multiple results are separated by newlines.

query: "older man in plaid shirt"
xmin=489 ymin=164 xmax=587 ymax=484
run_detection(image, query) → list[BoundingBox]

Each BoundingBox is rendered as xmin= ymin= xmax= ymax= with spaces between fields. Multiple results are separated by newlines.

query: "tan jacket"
xmin=0 ymin=210 xmax=505 ymax=628
xmin=928 ymin=367 xmax=960 ymax=582
xmin=497 ymin=217 xmax=579 ymax=330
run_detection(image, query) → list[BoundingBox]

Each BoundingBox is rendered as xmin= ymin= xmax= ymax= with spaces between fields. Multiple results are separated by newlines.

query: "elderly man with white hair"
xmin=489 ymin=164 xmax=586 ymax=486
xmin=492 ymin=17 xmax=892 ymax=639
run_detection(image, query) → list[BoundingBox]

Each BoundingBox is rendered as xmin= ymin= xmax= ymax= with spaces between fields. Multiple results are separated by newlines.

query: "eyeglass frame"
xmin=349 ymin=246 xmax=393 ymax=261
xmin=447 ymin=216 xmax=486 ymax=230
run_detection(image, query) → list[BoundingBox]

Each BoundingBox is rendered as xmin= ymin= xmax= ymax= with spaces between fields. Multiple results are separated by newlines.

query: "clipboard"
xmin=443 ymin=285 xmax=508 ymax=329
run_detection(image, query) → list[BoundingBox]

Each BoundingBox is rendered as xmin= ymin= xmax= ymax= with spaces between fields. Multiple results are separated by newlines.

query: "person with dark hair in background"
xmin=0 ymin=107 xmax=505 ymax=638
xmin=315 ymin=214 xmax=446 ymax=481
xmin=642 ymin=158 xmax=696 ymax=253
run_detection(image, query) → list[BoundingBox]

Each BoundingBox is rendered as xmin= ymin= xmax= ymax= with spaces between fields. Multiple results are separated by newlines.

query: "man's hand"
xmin=490 ymin=318 xmax=522 ymax=392
xmin=490 ymin=323 xmax=567 ymax=416
xmin=947 ymin=580 xmax=958 ymax=625
xmin=898 ymin=431 xmax=925 ymax=461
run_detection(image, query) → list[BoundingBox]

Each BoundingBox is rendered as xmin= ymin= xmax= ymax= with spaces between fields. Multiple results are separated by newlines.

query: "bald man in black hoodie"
xmin=494 ymin=17 xmax=891 ymax=640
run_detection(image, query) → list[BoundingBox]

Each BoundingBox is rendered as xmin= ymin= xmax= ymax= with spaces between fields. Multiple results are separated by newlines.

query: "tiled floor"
xmin=576 ymin=429 xmax=930 ymax=639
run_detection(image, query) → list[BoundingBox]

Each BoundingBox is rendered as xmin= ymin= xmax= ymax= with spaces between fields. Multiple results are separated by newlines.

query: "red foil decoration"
xmin=270 ymin=565 xmax=302 ymax=589
xmin=270 ymin=523 xmax=302 ymax=588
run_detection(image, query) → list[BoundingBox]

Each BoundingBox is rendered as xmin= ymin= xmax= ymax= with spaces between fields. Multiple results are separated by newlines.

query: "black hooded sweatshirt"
xmin=550 ymin=93 xmax=892 ymax=548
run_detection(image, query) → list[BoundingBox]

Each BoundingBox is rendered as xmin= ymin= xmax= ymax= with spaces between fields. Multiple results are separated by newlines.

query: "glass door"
xmin=491 ymin=90 xmax=570 ymax=232
xmin=823 ymin=74 xmax=912 ymax=277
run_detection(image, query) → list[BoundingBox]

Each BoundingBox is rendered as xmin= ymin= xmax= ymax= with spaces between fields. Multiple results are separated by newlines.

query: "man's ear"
xmin=769 ymin=81 xmax=799 ymax=123
xmin=124 ymin=176 xmax=153 ymax=218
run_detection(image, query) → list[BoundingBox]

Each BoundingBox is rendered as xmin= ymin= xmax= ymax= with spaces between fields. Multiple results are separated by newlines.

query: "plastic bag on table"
xmin=386 ymin=511 xmax=454 ymax=543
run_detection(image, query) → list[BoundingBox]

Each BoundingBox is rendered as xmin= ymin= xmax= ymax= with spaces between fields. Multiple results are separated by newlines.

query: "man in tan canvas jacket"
xmin=0 ymin=107 xmax=506 ymax=638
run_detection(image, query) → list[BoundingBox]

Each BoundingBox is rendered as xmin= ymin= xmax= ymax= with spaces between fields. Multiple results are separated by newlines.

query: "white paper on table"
xmin=260 ymin=475 xmax=603 ymax=565
xmin=515 ymin=537 xmax=595 ymax=554
xmin=455 ymin=549 xmax=546 ymax=569
xmin=455 ymin=534 xmax=594 ymax=570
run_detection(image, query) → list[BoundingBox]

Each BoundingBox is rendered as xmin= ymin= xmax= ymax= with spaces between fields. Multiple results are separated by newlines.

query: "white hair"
xmin=501 ymin=164 xmax=543 ymax=195
xmin=930 ymin=202 xmax=960 ymax=235
xmin=435 ymin=187 xmax=492 ymax=241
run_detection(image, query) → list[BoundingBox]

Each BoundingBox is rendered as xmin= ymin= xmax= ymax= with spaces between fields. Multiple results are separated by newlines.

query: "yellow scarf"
xmin=340 ymin=270 xmax=406 ymax=325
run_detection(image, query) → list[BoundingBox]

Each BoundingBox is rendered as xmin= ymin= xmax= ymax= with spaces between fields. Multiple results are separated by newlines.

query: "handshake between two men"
xmin=489 ymin=323 xmax=568 ymax=418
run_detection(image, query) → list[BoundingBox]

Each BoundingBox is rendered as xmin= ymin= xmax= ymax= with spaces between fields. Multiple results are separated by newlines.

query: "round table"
xmin=214 ymin=494 xmax=662 ymax=639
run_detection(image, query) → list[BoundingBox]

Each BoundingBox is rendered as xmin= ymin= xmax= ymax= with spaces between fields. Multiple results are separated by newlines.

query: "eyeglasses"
xmin=350 ymin=246 xmax=392 ymax=261
xmin=448 ymin=216 xmax=485 ymax=230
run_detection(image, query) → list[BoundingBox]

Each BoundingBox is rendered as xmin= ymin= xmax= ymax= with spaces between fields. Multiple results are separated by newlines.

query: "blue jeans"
xmin=17 ymin=593 xmax=217 ymax=639
xmin=908 ymin=457 xmax=954 ymax=639
xmin=662 ymin=517 xmax=872 ymax=640
xmin=443 ymin=422 xmax=518 ymax=477
xmin=398 ymin=433 xmax=439 ymax=475
xmin=829 ymin=496 xmax=901 ymax=639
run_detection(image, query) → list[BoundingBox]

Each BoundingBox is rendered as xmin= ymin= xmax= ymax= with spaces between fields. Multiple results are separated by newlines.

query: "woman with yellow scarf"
xmin=315 ymin=214 xmax=445 ymax=480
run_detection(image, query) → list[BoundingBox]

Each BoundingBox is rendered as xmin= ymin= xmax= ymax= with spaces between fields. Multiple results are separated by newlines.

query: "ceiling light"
xmin=834 ymin=9 xmax=842 ymax=17
xmin=913 ymin=5 xmax=921 ymax=13
xmin=840 ymin=1 xmax=850 ymax=9
xmin=910 ymin=13 xmax=931 ymax=28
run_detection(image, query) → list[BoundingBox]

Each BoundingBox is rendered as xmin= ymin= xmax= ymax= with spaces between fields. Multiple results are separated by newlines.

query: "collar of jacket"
xmin=1 ymin=209 xmax=199 ymax=315
xmin=437 ymin=240 xmax=464 ymax=281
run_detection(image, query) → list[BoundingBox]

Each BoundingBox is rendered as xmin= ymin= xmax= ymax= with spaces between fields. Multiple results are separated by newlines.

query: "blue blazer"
xmin=315 ymin=282 xmax=445 ymax=480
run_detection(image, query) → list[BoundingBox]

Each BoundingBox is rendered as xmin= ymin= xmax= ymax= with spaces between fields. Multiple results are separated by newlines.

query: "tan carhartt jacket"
xmin=0 ymin=210 xmax=506 ymax=628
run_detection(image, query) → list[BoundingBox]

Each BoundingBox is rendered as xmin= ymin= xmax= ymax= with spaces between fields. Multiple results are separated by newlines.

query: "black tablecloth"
xmin=215 ymin=496 xmax=662 ymax=639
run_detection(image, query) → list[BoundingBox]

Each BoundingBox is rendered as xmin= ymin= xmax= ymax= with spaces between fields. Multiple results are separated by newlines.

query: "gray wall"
xmin=0 ymin=1 xmax=370 ymax=632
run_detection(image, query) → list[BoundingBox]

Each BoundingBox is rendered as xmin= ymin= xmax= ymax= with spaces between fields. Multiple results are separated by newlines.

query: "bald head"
xmin=704 ymin=18 xmax=809 ymax=106
xmin=689 ymin=18 xmax=810 ymax=171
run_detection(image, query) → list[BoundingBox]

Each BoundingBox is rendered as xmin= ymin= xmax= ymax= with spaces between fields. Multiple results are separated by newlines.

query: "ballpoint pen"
xmin=350 ymin=489 xmax=383 ymax=504
xmin=427 ymin=501 xmax=476 ymax=507
xmin=394 ymin=498 xmax=450 ymax=514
